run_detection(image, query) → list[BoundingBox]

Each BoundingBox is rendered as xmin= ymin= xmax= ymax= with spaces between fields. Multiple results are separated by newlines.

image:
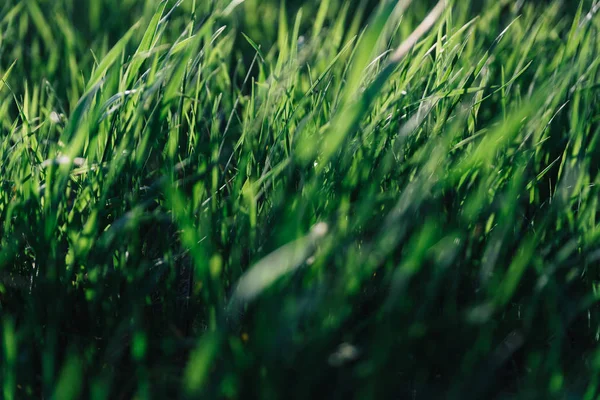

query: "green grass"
xmin=1 ymin=0 xmax=600 ymax=398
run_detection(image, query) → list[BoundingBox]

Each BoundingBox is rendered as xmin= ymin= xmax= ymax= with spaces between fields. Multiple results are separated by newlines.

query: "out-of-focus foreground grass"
xmin=1 ymin=0 xmax=600 ymax=398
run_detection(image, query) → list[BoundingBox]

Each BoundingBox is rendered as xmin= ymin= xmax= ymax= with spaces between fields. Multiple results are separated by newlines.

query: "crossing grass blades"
xmin=1 ymin=0 xmax=600 ymax=398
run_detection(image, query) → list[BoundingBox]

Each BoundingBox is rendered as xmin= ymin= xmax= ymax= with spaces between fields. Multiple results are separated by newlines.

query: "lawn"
xmin=1 ymin=0 xmax=600 ymax=398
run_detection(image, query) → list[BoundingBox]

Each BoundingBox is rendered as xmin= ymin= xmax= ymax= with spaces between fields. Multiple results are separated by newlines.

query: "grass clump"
xmin=1 ymin=0 xmax=600 ymax=398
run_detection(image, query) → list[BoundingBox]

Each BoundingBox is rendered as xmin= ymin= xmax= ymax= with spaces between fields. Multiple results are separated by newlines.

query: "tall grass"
xmin=1 ymin=0 xmax=600 ymax=398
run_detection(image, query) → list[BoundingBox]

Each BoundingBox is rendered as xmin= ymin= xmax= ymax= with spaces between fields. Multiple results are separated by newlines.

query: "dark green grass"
xmin=1 ymin=0 xmax=600 ymax=398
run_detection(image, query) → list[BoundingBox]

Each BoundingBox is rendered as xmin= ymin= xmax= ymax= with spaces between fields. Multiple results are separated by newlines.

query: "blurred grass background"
xmin=1 ymin=0 xmax=600 ymax=398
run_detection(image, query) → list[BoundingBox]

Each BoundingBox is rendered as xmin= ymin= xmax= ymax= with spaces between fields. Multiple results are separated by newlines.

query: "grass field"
xmin=1 ymin=0 xmax=600 ymax=398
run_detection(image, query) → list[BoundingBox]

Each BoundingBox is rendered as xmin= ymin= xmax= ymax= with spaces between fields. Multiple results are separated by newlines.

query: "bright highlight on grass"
xmin=1 ymin=0 xmax=600 ymax=398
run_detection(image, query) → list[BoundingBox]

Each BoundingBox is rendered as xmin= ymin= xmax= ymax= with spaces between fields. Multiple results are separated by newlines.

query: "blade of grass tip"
xmin=124 ymin=5 xmax=166 ymax=88
xmin=340 ymin=0 xmax=363 ymax=45
xmin=25 ymin=0 xmax=58 ymax=72
xmin=312 ymin=0 xmax=330 ymax=38
xmin=86 ymin=21 xmax=140 ymax=92
xmin=470 ymin=16 xmax=521 ymax=81
xmin=578 ymin=0 xmax=600 ymax=31
xmin=388 ymin=0 xmax=448 ymax=64
xmin=276 ymin=0 xmax=289 ymax=74
xmin=60 ymin=80 xmax=103 ymax=145
xmin=228 ymin=222 xmax=329 ymax=316
xmin=342 ymin=0 xmax=402 ymax=103
xmin=162 ymin=28 xmax=205 ymax=107
xmin=305 ymin=36 xmax=356 ymax=96
xmin=450 ymin=72 xmax=568 ymax=180
xmin=471 ymin=60 xmax=533 ymax=106
xmin=170 ymin=22 xmax=217 ymax=56
xmin=310 ymin=0 xmax=447 ymax=169
xmin=0 ymin=60 xmax=17 ymax=93
xmin=0 ymin=3 xmax=24 ymax=26
xmin=218 ymin=51 xmax=259 ymax=157
xmin=290 ymin=8 xmax=303 ymax=59
xmin=241 ymin=32 xmax=265 ymax=63
xmin=222 ymin=0 xmax=246 ymax=17
xmin=159 ymin=0 xmax=184 ymax=25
